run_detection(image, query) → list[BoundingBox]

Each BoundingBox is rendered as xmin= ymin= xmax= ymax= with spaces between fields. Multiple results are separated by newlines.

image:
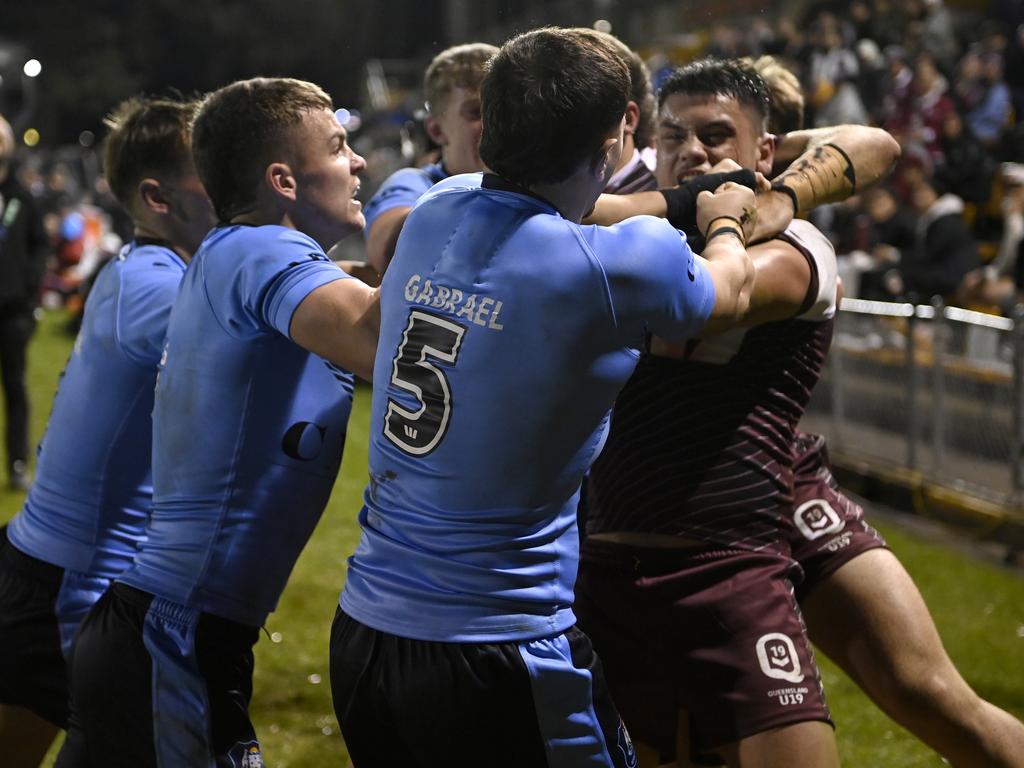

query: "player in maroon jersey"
xmin=575 ymin=58 xmax=1024 ymax=768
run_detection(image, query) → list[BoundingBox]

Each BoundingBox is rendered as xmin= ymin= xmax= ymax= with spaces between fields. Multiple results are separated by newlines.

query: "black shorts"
xmin=0 ymin=525 xmax=69 ymax=727
xmin=57 ymin=583 xmax=261 ymax=768
xmin=330 ymin=608 xmax=639 ymax=768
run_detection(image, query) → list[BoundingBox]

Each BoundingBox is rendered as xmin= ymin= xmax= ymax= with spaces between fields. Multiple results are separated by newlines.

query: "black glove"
xmin=659 ymin=169 xmax=758 ymax=241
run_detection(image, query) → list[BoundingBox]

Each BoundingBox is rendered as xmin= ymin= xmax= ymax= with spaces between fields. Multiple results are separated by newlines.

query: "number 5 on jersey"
xmin=384 ymin=310 xmax=467 ymax=455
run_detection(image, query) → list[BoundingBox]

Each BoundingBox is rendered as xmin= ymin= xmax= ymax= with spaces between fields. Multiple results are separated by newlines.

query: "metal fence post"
xmin=906 ymin=304 xmax=919 ymax=470
xmin=1012 ymin=304 xmax=1024 ymax=498
xmin=829 ymin=316 xmax=845 ymax=444
xmin=931 ymin=297 xmax=946 ymax=476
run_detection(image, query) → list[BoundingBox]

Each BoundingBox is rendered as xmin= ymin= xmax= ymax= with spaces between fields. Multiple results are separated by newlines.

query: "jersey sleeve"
xmin=117 ymin=256 xmax=185 ymax=366
xmin=231 ymin=231 xmax=350 ymax=338
xmin=778 ymin=219 xmax=838 ymax=321
xmin=363 ymin=167 xmax=437 ymax=233
xmin=590 ymin=216 xmax=716 ymax=344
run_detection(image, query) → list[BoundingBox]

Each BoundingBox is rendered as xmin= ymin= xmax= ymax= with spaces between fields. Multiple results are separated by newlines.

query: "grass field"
xmin=2 ymin=310 xmax=1023 ymax=767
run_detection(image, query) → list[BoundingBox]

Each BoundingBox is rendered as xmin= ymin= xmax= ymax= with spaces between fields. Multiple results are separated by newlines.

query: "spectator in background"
xmin=840 ymin=185 xmax=918 ymax=300
xmin=887 ymin=51 xmax=957 ymax=166
xmin=935 ymin=110 xmax=997 ymax=204
xmin=807 ymin=14 xmax=870 ymax=127
xmin=0 ymin=114 xmax=48 ymax=491
xmin=965 ymin=52 xmax=1012 ymax=146
xmin=896 ymin=176 xmax=981 ymax=302
xmin=961 ymin=162 xmax=1024 ymax=313
xmin=918 ymin=0 xmax=960 ymax=71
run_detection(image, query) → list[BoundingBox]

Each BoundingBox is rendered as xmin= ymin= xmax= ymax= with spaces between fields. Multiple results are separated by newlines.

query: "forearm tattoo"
xmin=771 ymin=142 xmax=856 ymax=213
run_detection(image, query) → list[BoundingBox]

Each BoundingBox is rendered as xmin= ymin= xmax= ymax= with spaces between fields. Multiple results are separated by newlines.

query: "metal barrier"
xmin=802 ymin=298 xmax=1023 ymax=508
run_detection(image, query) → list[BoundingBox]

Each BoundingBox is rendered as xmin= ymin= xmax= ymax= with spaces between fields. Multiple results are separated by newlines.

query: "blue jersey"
xmin=363 ymin=162 xmax=447 ymax=233
xmin=341 ymin=173 xmax=715 ymax=642
xmin=9 ymin=241 xmax=185 ymax=578
xmin=120 ymin=225 xmax=355 ymax=627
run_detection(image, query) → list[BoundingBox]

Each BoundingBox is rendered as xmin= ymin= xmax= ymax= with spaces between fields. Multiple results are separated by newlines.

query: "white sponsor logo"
xmin=756 ymin=633 xmax=805 ymax=684
xmin=793 ymin=498 xmax=845 ymax=541
xmin=767 ymin=685 xmax=810 ymax=706
xmin=822 ymin=531 xmax=853 ymax=552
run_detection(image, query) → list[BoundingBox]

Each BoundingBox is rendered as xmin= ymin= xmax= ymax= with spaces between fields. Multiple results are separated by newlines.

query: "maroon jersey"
xmin=585 ymin=220 xmax=837 ymax=553
xmin=604 ymin=150 xmax=657 ymax=194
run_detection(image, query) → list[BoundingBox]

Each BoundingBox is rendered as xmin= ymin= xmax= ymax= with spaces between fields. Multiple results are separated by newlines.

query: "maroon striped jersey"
xmin=604 ymin=150 xmax=657 ymax=194
xmin=584 ymin=220 xmax=837 ymax=553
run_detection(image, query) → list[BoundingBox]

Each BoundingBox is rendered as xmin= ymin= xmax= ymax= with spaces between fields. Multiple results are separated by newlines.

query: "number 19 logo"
xmin=384 ymin=310 xmax=466 ymax=456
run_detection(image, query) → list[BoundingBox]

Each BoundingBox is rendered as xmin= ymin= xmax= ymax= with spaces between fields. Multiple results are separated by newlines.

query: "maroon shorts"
xmin=789 ymin=433 xmax=888 ymax=601
xmin=574 ymin=539 xmax=831 ymax=764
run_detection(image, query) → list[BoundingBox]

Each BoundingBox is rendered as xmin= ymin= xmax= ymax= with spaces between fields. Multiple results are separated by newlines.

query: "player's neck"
xmin=133 ymin=224 xmax=193 ymax=264
xmin=530 ymin=168 xmax=605 ymax=224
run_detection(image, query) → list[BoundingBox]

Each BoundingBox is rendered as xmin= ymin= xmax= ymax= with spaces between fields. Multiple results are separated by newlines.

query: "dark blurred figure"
xmin=836 ymin=186 xmax=918 ymax=300
xmin=898 ymin=176 xmax=981 ymax=302
xmin=0 ymin=115 xmax=48 ymax=490
xmin=935 ymin=110 xmax=997 ymax=204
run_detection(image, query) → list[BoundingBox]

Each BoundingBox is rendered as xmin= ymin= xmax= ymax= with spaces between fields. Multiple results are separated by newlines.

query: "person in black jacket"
xmin=0 ymin=114 xmax=49 ymax=490
xmin=896 ymin=175 xmax=981 ymax=303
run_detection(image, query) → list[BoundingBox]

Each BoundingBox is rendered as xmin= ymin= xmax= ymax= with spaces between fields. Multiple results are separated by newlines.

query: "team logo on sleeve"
xmin=755 ymin=633 xmax=804 ymax=684
xmin=227 ymin=740 xmax=263 ymax=768
xmin=793 ymin=498 xmax=844 ymax=541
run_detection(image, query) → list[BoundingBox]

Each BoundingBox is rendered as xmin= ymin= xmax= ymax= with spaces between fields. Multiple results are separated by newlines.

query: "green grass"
xmin=4 ymin=310 xmax=1023 ymax=767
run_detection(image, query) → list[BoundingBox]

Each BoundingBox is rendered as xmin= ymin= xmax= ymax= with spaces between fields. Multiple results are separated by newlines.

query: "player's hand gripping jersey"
xmin=341 ymin=173 xmax=716 ymax=642
xmin=121 ymin=225 xmax=356 ymax=627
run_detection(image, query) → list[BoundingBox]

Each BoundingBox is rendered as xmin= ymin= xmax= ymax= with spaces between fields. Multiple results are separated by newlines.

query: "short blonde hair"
xmin=744 ymin=55 xmax=805 ymax=133
xmin=424 ymin=43 xmax=498 ymax=115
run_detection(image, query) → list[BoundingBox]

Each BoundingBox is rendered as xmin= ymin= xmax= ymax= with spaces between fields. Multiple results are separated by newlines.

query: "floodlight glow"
xmin=23 ymin=59 xmax=42 ymax=78
xmin=23 ymin=128 xmax=40 ymax=147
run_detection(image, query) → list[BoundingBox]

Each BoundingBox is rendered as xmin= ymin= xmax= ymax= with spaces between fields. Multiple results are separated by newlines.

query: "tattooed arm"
xmin=770 ymin=126 xmax=901 ymax=212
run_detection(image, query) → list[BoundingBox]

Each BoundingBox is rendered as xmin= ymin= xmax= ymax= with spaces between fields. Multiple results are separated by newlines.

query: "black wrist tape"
xmin=660 ymin=168 xmax=758 ymax=237
xmin=771 ymin=181 xmax=800 ymax=214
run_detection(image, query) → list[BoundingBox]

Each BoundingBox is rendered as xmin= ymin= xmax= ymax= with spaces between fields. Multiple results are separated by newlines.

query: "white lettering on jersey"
xmin=404 ymin=274 xmax=506 ymax=331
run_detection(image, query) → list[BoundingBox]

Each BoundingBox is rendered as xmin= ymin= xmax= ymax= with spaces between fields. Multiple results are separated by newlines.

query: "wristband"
xmin=704 ymin=214 xmax=744 ymax=235
xmin=771 ymin=181 xmax=800 ymax=215
xmin=706 ymin=226 xmax=744 ymax=244
xmin=660 ymin=168 xmax=758 ymax=236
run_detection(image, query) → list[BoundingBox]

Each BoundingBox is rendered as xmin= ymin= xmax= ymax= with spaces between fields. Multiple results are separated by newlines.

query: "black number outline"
xmin=383 ymin=309 xmax=467 ymax=455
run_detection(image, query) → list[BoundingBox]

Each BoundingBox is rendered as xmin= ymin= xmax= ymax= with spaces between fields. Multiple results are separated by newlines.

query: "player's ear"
xmin=424 ymin=115 xmax=447 ymax=147
xmin=624 ymin=100 xmax=641 ymax=136
xmin=592 ymin=136 xmax=620 ymax=181
xmin=138 ymin=178 xmax=170 ymax=215
xmin=267 ymin=162 xmax=297 ymax=202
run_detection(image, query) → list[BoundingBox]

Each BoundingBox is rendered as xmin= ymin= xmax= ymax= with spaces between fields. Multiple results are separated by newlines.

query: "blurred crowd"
xmin=12 ymin=0 xmax=1024 ymax=317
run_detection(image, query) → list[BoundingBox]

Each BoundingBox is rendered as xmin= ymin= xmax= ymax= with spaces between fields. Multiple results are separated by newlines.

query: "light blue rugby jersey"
xmin=341 ymin=173 xmax=716 ymax=642
xmin=363 ymin=162 xmax=447 ymax=234
xmin=9 ymin=241 xmax=185 ymax=578
xmin=120 ymin=225 xmax=355 ymax=627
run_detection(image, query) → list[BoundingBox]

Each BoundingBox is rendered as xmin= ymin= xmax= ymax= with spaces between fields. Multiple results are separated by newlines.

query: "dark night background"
xmin=0 ymin=0 xmax=457 ymax=144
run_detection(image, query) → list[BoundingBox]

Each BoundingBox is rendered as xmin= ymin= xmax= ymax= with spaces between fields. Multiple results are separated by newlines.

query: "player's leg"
xmin=717 ymin=721 xmax=839 ymax=768
xmin=0 ymin=305 xmax=34 ymax=488
xmin=802 ymin=547 xmax=1024 ymax=767
xmin=0 ymin=529 xmax=69 ymax=766
xmin=0 ymin=705 xmax=59 ymax=768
